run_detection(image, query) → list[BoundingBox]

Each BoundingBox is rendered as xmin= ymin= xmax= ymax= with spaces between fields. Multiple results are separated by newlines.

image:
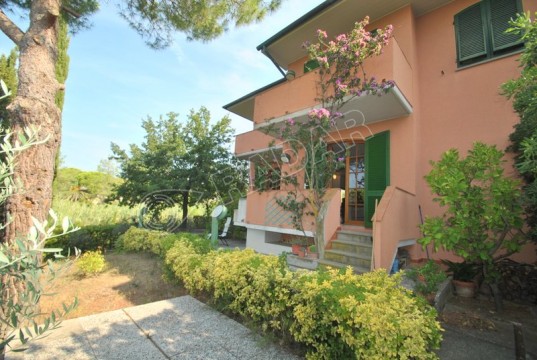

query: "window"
xmin=454 ymin=0 xmax=523 ymax=67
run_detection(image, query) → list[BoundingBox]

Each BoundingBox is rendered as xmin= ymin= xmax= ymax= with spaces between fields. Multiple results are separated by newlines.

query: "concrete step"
xmin=317 ymin=258 xmax=370 ymax=274
xmin=336 ymin=230 xmax=372 ymax=245
xmin=331 ymin=239 xmax=372 ymax=255
xmin=324 ymin=249 xmax=371 ymax=268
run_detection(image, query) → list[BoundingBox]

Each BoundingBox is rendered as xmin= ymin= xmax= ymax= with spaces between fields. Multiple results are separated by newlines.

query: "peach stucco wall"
xmin=415 ymin=0 xmax=537 ymax=263
xmin=372 ymin=186 xmax=421 ymax=271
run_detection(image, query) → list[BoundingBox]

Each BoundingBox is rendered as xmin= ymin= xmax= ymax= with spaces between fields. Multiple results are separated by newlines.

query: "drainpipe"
xmin=260 ymin=46 xmax=286 ymax=77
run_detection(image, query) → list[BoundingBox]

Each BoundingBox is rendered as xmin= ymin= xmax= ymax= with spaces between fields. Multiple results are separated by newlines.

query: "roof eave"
xmin=255 ymin=0 xmax=340 ymax=51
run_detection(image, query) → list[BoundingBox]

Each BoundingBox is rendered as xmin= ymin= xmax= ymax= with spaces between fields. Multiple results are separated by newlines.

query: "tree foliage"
xmin=503 ymin=12 xmax=537 ymax=242
xmin=119 ymin=0 xmax=282 ymax=48
xmin=53 ymin=167 xmax=122 ymax=203
xmin=0 ymin=49 xmax=17 ymax=129
xmin=419 ymin=143 xmax=526 ymax=284
xmin=111 ymin=107 xmax=247 ymax=229
xmin=55 ymin=17 xmax=70 ymax=110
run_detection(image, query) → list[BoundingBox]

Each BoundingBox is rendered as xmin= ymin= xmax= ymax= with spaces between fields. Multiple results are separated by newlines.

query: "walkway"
xmin=6 ymin=296 xmax=299 ymax=360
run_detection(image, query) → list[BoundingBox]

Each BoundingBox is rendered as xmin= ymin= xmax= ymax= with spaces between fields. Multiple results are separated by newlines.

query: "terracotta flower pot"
xmin=307 ymin=252 xmax=319 ymax=260
xmin=291 ymin=244 xmax=301 ymax=255
xmin=297 ymin=249 xmax=306 ymax=258
xmin=452 ymin=279 xmax=476 ymax=298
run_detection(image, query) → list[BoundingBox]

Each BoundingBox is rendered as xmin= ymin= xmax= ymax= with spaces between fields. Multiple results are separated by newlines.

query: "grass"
xmin=52 ymin=198 xmax=207 ymax=227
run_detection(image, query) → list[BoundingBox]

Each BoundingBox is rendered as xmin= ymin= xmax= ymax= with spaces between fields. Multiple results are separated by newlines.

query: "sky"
xmin=0 ymin=0 xmax=325 ymax=171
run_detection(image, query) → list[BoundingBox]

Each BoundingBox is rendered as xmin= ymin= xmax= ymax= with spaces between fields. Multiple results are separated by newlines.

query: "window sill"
xmin=456 ymin=49 xmax=524 ymax=72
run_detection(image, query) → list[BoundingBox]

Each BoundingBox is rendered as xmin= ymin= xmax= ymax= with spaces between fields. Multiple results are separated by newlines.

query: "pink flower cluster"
xmin=308 ymin=108 xmax=331 ymax=120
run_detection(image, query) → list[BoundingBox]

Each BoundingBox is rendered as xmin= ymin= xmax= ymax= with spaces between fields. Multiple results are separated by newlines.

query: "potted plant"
xmin=406 ymin=260 xmax=447 ymax=304
xmin=442 ymin=260 xmax=479 ymax=298
xmin=307 ymin=245 xmax=318 ymax=259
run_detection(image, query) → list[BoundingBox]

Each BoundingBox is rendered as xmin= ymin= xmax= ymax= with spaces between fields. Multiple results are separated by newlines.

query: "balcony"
xmin=234 ymin=130 xmax=283 ymax=159
xmin=253 ymin=38 xmax=413 ymax=128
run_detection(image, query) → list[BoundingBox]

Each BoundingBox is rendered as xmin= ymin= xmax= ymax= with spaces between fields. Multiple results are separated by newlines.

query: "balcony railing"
xmin=234 ymin=130 xmax=282 ymax=158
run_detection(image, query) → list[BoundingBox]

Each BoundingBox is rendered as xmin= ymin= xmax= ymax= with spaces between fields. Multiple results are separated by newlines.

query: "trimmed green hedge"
xmin=118 ymin=227 xmax=443 ymax=359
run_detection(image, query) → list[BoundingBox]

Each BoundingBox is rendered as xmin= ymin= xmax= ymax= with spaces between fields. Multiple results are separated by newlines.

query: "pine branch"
xmin=0 ymin=9 xmax=24 ymax=46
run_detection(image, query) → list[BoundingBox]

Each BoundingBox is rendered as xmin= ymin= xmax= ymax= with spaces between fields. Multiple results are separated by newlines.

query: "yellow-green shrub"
xmin=76 ymin=250 xmax=106 ymax=276
xmin=165 ymin=246 xmax=442 ymax=359
xmin=290 ymin=268 xmax=442 ymax=359
xmin=165 ymin=240 xmax=213 ymax=292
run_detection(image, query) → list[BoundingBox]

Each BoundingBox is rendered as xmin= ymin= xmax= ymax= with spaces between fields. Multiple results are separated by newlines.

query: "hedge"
xmin=119 ymin=227 xmax=442 ymax=359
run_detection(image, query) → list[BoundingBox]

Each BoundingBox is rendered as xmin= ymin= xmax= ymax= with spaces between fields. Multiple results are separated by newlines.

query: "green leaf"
xmin=0 ymin=251 xmax=9 ymax=263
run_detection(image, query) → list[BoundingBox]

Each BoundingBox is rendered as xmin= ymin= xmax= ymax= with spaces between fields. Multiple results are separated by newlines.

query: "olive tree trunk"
xmin=0 ymin=0 xmax=61 ymax=243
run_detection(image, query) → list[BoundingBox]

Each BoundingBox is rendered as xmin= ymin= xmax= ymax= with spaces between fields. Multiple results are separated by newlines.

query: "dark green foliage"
xmin=442 ymin=260 xmax=480 ymax=282
xmin=111 ymin=107 xmax=248 ymax=228
xmin=0 ymin=49 xmax=17 ymax=128
xmin=504 ymin=13 xmax=537 ymax=242
xmin=420 ymin=142 xmax=526 ymax=281
xmin=47 ymin=223 xmax=130 ymax=255
xmin=406 ymin=261 xmax=447 ymax=296
xmin=55 ymin=17 xmax=70 ymax=110
xmin=118 ymin=0 xmax=282 ymax=48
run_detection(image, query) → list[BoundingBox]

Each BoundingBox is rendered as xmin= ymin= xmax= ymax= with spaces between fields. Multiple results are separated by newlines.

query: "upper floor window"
xmin=454 ymin=0 xmax=523 ymax=67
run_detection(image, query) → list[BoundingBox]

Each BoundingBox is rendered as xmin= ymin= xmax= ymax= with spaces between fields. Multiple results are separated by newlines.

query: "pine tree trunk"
xmin=5 ymin=0 xmax=61 ymax=243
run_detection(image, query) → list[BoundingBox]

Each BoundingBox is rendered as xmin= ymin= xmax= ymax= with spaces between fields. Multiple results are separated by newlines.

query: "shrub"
xmin=118 ymin=226 xmax=211 ymax=257
xmin=164 ymin=245 xmax=442 ymax=359
xmin=406 ymin=260 xmax=447 ymax=296
xmin=115 ymin=226 xmax=168 ymax=253
xmin=76 ymin=250 xmax=107 ymax=276
xmin=47 ymin=223 xmax=130 ymax=255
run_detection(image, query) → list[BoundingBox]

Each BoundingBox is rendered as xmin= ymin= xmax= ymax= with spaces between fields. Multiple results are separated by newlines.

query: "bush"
xmin=122 ymin=227 xmax=442 ymax=359
xmin=47 ymin=223 xmax=130 ymax=255
xmin=164 ymin=245 xmax=442 ymax=359
xmin=76 ymin=250 xmax=107 ymax=276
xmin=117 ymin=226 xmax=211 ymax=256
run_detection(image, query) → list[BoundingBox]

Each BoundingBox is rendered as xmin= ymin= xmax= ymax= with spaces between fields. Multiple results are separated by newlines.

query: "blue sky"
xmin=1 ymin=0 xmax=324 ymax=171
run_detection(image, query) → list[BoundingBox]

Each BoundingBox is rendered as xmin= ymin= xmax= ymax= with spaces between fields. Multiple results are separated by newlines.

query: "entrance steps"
xmin=319 ymin=227 xmax=373 ymax=274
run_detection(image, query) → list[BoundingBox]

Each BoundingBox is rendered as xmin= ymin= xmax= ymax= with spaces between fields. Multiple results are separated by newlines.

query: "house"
xmin=224 ymin=0 xmax=537 ymax=271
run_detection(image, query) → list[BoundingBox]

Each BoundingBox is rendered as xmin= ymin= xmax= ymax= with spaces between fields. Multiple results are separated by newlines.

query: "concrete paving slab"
xmin=5 ymin=295 xmax=300 ymax=360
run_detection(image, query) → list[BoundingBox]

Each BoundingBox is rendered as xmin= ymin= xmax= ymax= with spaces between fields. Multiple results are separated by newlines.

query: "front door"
xmin=329 ymin=131 xmax=390 ymax=228
xmin=345 ymin=143 xmax=365 ymax=225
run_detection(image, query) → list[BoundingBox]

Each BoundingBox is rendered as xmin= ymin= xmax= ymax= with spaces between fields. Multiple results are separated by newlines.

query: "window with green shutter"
xmin=454 ymin=0 xmax=523 ymax=67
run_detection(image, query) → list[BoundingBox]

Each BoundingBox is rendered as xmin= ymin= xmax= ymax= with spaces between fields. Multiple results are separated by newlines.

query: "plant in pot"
xmin=406 ymin=260 xmax=447 ymax=304
xmin=419 ymin=143 xmax=528 ymax=311
xmin=442 ymin=260 xmax=480 ymax=298
xmin=307 ymin=245 xmax=319 ymax=259
xmin=290 ymin=237 xmax=307 ymax=257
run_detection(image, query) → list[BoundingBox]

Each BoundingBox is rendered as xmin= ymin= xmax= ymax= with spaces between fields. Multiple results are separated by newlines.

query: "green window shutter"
xmin=489 ymin=0 xmax=523 ymax=52
xmin=304 ymin=59 xmax=320 ymax=73
xmin=455 ymin=3 xmax=488 ymax=63
xmin=364 ymin=131 xmax=390 ymax=228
